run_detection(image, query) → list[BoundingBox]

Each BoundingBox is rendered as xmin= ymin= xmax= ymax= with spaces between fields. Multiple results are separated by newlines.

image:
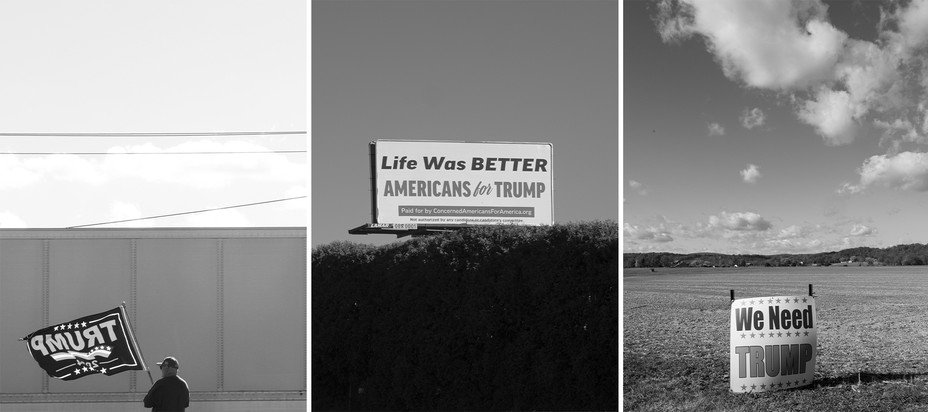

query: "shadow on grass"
xmin=815 ymin=371 xmax=928 ymax=387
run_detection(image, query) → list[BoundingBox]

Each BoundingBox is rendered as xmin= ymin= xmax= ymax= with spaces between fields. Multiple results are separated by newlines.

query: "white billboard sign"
xmin=730 ymin=295 xmax=817 ymax=393
xmin=371 ymin=140 xmax=553 ymax=226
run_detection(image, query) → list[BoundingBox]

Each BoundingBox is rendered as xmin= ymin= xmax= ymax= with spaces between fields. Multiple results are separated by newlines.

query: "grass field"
xmin=623 ymin=266 xmax=928 ymax=411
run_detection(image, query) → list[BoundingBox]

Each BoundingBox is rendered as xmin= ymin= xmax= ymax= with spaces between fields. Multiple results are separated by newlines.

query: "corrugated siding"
xmin=0 ymin=228 xmax=305 ymax=400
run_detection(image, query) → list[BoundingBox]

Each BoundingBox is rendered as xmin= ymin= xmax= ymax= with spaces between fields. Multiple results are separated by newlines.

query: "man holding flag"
xmin=144 ymin=356 xmax=190 ymax=412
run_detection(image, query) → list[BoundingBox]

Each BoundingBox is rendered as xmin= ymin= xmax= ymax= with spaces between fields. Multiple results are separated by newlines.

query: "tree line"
xmin=624 ymin=243 xmax=928 ymax=268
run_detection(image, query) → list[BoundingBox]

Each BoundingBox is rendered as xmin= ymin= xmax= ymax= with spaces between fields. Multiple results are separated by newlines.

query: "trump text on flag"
xmin=23 ymin=306 xmax=145 ymax=380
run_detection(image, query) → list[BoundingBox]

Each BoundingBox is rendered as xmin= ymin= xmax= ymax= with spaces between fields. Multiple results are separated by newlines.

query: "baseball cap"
xmin=156 ymin=356 xmax=179 ymax=369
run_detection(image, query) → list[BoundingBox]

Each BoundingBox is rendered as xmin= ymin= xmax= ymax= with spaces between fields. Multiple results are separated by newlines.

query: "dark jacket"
xmin=144 ymin=375 xmax=190 ymax=412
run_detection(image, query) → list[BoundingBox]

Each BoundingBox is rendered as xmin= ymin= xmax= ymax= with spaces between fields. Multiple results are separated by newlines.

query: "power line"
xmin=0 ymin=131 xmax=306 ymax=138
xmin=66 ymin=196 xmax=307 ymax=229
xmin=3 ymin=150 xmax=305 ymax=155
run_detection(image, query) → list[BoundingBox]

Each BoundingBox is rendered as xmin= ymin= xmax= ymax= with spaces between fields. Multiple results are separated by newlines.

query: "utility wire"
xmin=66 ymin=196 xmax=307 ymax=229
xmin=0 ymin=131 xmax=305 ymax=137
xmin=3 ymin=150 xmax=305 ymax=155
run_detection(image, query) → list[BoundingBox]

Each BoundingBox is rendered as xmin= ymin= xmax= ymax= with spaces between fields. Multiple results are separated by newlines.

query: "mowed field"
xmin=624 ymin=266 xmax=928 ymax=411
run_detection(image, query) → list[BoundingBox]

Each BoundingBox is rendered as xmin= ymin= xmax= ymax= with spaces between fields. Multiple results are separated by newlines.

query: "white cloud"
xmin=29 ymin=154 xmax=109 ymax=185
xmin=104 ymin=201 xmax=151 ymax=228
xmin=797 ymin=88 xmax=861 ymax=146
xmin=656 ymin=0 xmax=928 ymax=147
xmin=2 ymin=141 xmax=305 ymax=189
xmin=837 ymin=182 xmax=862 ymax=195
xmin=850 ymin=151 xmax=928 ymax=192
xmin=708 ymin=211 xmax=772 ymax=231
xmin=0 ymin=211 xmax=27 ymax=228
xmin=656 ymin=0 xmax=845 ymax=90
xmin=185 ymin=209 xmax=250 ymax=227
xmin=875 ymin=118 xmax=925 ymax=147
xmin=849 ymin=224 xmax=875 ymax=236
xmin=102 ymin=140 xmax=305 ymax=189
xmin=656 ymin=0 xmax=696 ymax=43
xmin=623 ymin=223 xmax=674 ymax=243
xmin=280 ymin=185 xmax=308 ymax=211
xmin=776 ymin=225 xmax=805 ymax=239
xmin=708 ymin=122 xmax=726 ymax=136
xmin=894 ymin=0 xmax=928 ymax=52
xmin=0 ymin=154 xmax=42 ymax=189
xmin=740 ymin=164 xmax=761 ymax=183
xmin=628 ymin=180 xmax=648 ymax=196
xmin=760 ymin=238 xmax=824 ymax=254
xmin=740 ymin=108 xmax=766 ymax=129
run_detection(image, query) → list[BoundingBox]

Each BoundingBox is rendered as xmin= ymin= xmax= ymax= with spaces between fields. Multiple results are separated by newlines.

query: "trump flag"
xmin=22 ymin=306 xmax=146 ymax=380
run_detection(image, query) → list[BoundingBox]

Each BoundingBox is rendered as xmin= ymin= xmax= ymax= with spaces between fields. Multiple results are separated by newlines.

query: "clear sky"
xmin=312 ymin=0 xmax=619 ymax=248
xmin=624 ymin=0 xmax=928 ymax=254
xmin=0 ymin=1 xmax=306 ymax=229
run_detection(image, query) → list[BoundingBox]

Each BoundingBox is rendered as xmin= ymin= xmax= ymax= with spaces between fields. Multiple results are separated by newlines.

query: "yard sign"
xmin=730 ymin=295 xmax=816 ymax=392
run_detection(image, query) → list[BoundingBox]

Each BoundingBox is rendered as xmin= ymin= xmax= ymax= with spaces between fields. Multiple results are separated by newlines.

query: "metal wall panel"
xmin=0 ymin=240 xmax=45 ymax=393
xmin=47 ymin=240 xmax=133 ymax=393
xmin=222 ymin=238 xmax=306 ymax=390
xmin=136 ymin=239 xmax=220 ymax=392
xmin=0 ymin=228 xmax=306 ymax=401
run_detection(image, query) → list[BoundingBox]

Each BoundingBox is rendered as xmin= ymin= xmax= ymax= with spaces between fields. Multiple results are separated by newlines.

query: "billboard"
xmin=370 ymin=140 xmax=553 ymax=226
xmin=730 ymin=295 xmax=817 ymax=393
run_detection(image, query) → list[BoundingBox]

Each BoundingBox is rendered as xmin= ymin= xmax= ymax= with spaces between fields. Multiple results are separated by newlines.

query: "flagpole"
xmin=120 ymin=302 xmax=154 ymax=385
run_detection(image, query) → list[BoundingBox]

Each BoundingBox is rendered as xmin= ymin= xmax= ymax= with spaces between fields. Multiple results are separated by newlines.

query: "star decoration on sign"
xmin=760 ymin=384 xmax=766 ymax=389
xmin=741 ymin=384 xmax=747 ymax=391
xmin=804 ymin=331 xmax=809 ymax=336
xmin=741 ymin=333 xmax=746 ymax=339
xmin=750 ymin=333 xmax=756 ymax=338
xmin=759 ymin=332 xmax=766 ymax=338
xmin=100 ymin=367 xmax=107 ymax=374
xmin=768 ymin=299 xmax=773 ymax=304
xmin=785 ymin=381 xmax=792 ymax=387
xmin=81 ymin=322 xmax=87 ymax=328
xmin=777 ymin=332 xmax=783 ymax=337
xmin=786 ymin=331 xmax=792 ymax=337
xmin=751 ymin=384 xmax=757 ymax=390
xmin=794 ymin=298 xmax=799 ymax=303
xmin=802 ymin=298 xmax=807 ymax=303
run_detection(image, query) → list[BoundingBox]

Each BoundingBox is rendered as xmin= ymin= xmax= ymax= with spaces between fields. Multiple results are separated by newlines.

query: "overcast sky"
xmin=313 ymin=0 xmax=618 ymax=248
xmin=0 ymin=1 xmax=306 ymax=229
xmin=624 ymin=0 xmax=928 ymax=254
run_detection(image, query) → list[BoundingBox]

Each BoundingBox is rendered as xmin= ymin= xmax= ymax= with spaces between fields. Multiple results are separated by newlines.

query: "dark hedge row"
xmin=312 ymin=221 xmax=618 ymax=411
